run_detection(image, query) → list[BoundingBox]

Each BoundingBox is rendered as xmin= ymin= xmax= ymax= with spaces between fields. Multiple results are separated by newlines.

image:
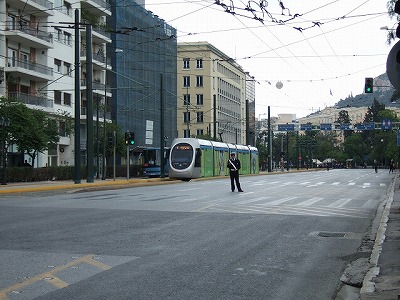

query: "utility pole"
xmin=86 ymin=23 xmax=94 ymax=183
xmin=267 ymin=106 xmax=272 ymax=172
xmin=74 ymin=9 xmax=81 ymax=184
xmin=160 ymin=74 xmax=165 ymax=178
xmin=213 ymin=94 xmax=217 ymax=141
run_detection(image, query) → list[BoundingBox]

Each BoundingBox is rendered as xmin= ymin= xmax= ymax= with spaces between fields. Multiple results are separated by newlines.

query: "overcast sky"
xmin=145 ymin=0 xmax=394 ymax=118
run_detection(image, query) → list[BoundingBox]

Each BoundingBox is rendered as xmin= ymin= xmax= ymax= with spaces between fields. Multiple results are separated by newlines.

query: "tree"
xmin=364 ymin=99 xmax=385 ymax=123
xmin=0 ymin=98 xmax=59 ymax=166
xmin=336 ymin=110 xmax=352 ymax=138
xmin=387 ymin=0 xmax=399 ymax=45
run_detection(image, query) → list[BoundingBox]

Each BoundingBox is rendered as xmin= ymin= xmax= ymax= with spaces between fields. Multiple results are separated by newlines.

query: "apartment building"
xmin=0 ymin=0 xmax=112 ymax=167
xmin=177 ymin=42 xmax=247 ymax=144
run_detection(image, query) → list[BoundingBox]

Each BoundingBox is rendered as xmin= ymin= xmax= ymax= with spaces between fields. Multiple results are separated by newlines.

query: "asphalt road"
xmin=0 ymin=169 xmax=393 ymax=300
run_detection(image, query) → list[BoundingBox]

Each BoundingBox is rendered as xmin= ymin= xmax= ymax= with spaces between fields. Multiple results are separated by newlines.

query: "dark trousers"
xmin=230 ymin=170 xmax=241 ymax=191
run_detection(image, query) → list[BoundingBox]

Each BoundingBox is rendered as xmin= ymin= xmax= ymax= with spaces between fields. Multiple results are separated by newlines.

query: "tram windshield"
xmin=170 ymin=143 xmax=193 ymax=169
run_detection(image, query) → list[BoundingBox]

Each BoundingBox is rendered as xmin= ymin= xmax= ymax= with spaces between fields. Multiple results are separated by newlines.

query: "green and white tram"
xmin=169 ymin=138 xmax=259 ymax=181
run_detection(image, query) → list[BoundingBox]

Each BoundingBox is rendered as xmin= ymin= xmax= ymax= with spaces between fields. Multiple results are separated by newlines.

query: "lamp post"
xmin=1 ymin=116 xmax=11 ymax=185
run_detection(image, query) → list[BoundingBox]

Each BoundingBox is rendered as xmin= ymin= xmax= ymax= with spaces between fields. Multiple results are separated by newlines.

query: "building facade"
xmin=177 ymin=42 xmax=247 ymax=144
xmin=1 ymin=0 xmax=177 ymax=170
xmin=110 ymin=0 xmax=177 ymax=149
xmin=0 ymin=0 xmax=110 ymax=167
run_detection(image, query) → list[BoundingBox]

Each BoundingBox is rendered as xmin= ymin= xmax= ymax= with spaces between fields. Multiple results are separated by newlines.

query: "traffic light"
xmin=107 ymin=132 xmax=114 ymax=146
xmin=125 ymin=132 xmax=135 ymax=145
xmin=364 ymin=77 xmax=373 ymax=93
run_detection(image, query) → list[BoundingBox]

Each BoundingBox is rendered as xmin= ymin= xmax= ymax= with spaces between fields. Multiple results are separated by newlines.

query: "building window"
xmin=183 ymin=94 xmax=190 ymax=105
xmin=54 ymin=59 xmax=61 ymax=72
xmin=64 ymin=62 xmax=71 ymax=75
xmin=196 ymin=112 xmax=203 ymax=123
xmin=196 ymin=94 xmax=203 ymax=105
xmin=183 ymin=112 xmax=190 ymax=123
xmin=183 ymin=76 xmax=190 ymax=87
xmin=59 ymin=121 xmax=67 ymax=136
xmin=55 ymin=28 xmax=62 ymax=42
xmin=64 ymin=92 xmax=71 ymax=106
xmin=184 ymin=129 xmax=190 ymax=138
xmin=54 ymin=90 xmax=62 ymax=104
xmin=196 ymin=58 xmax=203 ymax=69
xmin=196 ymin=76 xmax=203 ymax=87
xmin=183 ymin=58 xmax=190 ymax=69
xmin=196 ymin=129 xmax=204 ymax=136
xmin=64 ymin=32 xmax=71 ymax=45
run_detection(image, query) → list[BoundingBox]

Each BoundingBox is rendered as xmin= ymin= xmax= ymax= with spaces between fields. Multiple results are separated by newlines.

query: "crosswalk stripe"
xmin=332 ymin=182 xmax=340 ymax=185
xmin=260 ymin=196 xmax=298 ymax=206
xmin=294 ymin=197 xmax=324 ymax=206
xmin=327 ymin=198 xmax=352 ymax=207
xmin=237 ymin=197 xmax=269 ymax=205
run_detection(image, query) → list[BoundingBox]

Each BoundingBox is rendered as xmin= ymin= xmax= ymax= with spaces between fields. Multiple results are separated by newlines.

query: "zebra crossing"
xmin=202 ymin=194 xmax=374 ymax=218
xmin=247 ymin=179 xmax=386 ymax=189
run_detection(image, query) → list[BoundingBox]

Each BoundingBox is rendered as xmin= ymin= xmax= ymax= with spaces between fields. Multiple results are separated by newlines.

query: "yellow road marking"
xmin=0 ymin=254 xmax=111 ymax=300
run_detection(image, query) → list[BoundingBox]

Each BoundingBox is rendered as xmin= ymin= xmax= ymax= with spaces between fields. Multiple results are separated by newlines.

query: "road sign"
xmin=356 ymin=123 xmax=375 ymax=130
xmin=398 ymin=129 xmax=400 ymax=146
xmin=387 ymin=40 xmax=400 ymax=91
xmin=300 ymin=124 xmax=313 ymax=131
xmin=340 ymin=124 xmax=353 ymax=130
xmin=397 ymin=129 xmax=400 ymax=146
xmin=320 ymin=123 xmax=332 ymax=131
xmin=381 ymin=119 xmax=393 ymax=130
xmin=277 ymin=124 xmax=295 ymax=131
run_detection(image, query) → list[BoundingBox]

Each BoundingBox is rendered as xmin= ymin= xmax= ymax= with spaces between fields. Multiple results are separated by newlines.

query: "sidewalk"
xmin=360 ymin=174 xmax=400 ymax=299
xmin=0 ymin=177 xmax=174 ymax=194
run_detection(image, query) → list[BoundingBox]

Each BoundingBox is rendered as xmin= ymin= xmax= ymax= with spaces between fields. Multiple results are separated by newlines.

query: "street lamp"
xmin=1 ymin=116 xmax=11 ymax=185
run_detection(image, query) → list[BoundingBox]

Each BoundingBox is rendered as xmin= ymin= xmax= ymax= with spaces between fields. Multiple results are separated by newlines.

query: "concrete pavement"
xmin=359 ymin=174 xmax=400 ymax=300
xmin=1 ymin=173 xmax=399 ymax=299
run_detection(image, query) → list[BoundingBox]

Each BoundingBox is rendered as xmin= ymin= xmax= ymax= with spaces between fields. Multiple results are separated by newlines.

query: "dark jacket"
xmin=227 ymin=158 xmax=241 ymax=172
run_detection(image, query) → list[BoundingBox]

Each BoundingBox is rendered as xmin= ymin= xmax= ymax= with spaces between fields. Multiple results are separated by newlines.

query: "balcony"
xmin=6 ymin=58 xmax=53 ymax=81
xmin=5 ymin=22 xmax=53 ymax=49
xmin=80 ymin=51 xmax=111 ymax=69
xmin=7 ymin=92 xmax=53 ymax=109
xmin=80 ymin=106 xmax=111 ymax=120
xmin=80 ymin=20 xmax=111 ymax=43
xmin=80 ymin=79 xmax=112 ymax=96
xmin=12 ymin=0 xmax=54 ymax=16
xmin=81 ymin=0 xmax=111 ymax=16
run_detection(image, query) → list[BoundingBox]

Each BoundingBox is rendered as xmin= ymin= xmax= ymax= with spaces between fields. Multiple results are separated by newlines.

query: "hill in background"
xmin=334 ymin=73 xmax=399 ymax=109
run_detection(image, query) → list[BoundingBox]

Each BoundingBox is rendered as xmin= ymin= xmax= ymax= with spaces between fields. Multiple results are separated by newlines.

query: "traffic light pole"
xmin=126 ymin=144 xmax=129 ymax=180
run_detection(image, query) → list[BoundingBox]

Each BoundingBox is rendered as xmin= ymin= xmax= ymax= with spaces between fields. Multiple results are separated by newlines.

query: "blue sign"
xmin=382 ymin=119 xmax=393 ymax=130
xmin=300 ymin=124 xmax=313 ymax=131
xmin=397 ymin=129 xmax=400 ymax=146
xmin=340 ymin=124 xmax=353 ymax=130
xmin=356 ymin=123 xmax=375 ymax=130
xmin=278 ymin=124 xmax=295 ymax=131
xmin=320 ymin=123 xmax=332 ymax=130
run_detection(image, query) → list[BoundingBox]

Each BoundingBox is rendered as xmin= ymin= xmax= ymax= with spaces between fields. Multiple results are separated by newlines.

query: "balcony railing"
xmin=7 ymin=92 xmax=53 ymax=108
xmin=92 ymin=25 xmax=111 ymax=39
xmin=88 ymin=0 xmax=111 ymax=11
xmin=5 ymin=21 xmax=53 ymax=44
xmin=30 ymin=0 xmax=53 ymax=10
xmin=80 ymin=79 xmax=111 ymax=91
xmin=6 ymin=58 xmax=53 ymax=77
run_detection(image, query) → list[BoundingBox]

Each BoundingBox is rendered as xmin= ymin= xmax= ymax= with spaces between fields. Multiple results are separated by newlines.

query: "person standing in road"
xmin=227 ymin=153 xmax=243 ymax=192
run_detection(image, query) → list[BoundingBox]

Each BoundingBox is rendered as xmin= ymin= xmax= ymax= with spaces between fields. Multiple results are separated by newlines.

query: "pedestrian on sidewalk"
xmin=227 ymin=153 xmax=243 ymax=192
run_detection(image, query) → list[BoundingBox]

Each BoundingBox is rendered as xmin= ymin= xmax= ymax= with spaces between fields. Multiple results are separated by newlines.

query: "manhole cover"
xmin=317 ymin=232 xmax=346 ymax=238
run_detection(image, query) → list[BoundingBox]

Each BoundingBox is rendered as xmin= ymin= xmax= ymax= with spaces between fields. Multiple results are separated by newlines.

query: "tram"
xmin=169 ymin=138 xmax=259 ymax=180
xmin=142 ymin=147 xmax=170 ymax=177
